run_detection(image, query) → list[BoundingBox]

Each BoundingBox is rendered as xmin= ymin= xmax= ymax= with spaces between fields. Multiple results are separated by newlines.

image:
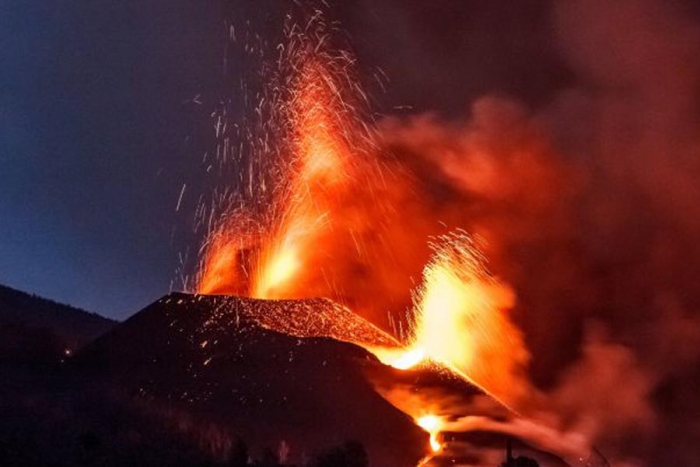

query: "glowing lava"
xmin=256 ymin=240 xmax=301 ymax=298
xmin=416 ymin=414 xmax=444 ymax=453
xmin=253 ymin=52 xmax=352 ymax=299
xmin=377 ymin=232 xmax=531 ymax=409
xmin=197 ymin=13 xmax=531 ymax=437
xmin=198 ymin=39 xmax=531 ymax=408
xmin=199 ymin=22 xmax=366 ymax=304
xmin=389 ymin=347 xmax=426 ymax=370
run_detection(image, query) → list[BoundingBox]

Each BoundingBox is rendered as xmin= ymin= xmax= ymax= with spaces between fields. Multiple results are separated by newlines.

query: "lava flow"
xmin=416 ymin=414 xmax=444 ymax=453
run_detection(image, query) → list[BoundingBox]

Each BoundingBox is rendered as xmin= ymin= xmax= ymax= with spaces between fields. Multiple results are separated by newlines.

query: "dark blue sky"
xmin=0 ymin=0 xmax=563 ymax=320
xmin=0 ymin=0 xmax=226 ymax=319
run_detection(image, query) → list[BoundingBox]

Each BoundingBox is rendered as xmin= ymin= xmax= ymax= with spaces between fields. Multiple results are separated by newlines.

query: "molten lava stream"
xmin=416 ymin=414 xmax=444 ymax=453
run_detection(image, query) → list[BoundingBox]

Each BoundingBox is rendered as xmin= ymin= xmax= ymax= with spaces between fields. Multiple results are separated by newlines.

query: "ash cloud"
xmin=200 ymin=1 xmax=700 ymax=464
xmin=367 ymin=0 xmax=700 ymax=464
xmin=547 ymin=1 xmax=700 ymax=464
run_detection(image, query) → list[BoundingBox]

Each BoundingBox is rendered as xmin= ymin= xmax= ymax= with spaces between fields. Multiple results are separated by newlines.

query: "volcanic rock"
xmin=71 ymin=293 xmax=426 ymax=467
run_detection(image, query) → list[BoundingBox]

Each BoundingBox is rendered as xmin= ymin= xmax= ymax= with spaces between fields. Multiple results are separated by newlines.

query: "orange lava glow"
xmin=253 ymin=54 xmax=352 ymax=299
xmin=256 ymin=241 xmax=301 ymax=298
xmin=416 ymin=414 xmax=444 ymax=453
xmin=198 ymin=238 xmax=248 ymax=296
xmin=407 ymin=232 xmax=530 ymax=407
xmin=198 ymin=29 xmax=363 ymax=303
xmin=388 ymin=347 xmax=426 ymax=370
xmin=373 ymin=233 xmax=530 ymax=408
xmin=197 ymin=17 xmax=532 ymax=426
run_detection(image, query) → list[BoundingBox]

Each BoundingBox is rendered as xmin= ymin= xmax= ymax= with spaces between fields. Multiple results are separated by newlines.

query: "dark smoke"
xmin=545 ymin=1 xmax=700 ymax=464
xmin=368 ymin=0 xmax=700 ymax=465
xmin=199 ymin=1 xmax=700 ymax=464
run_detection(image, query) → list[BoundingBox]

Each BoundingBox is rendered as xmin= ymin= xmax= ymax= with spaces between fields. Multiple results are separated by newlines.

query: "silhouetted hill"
xmin=0 ymin=293 xmax=429 ymax=467
xmin=0 ymin=291 xmax=589 ymax=467
xmin=0 ymin=284 xmax=116 ymax=350
xmin=70 ymin=293 xmax=426 ymax=466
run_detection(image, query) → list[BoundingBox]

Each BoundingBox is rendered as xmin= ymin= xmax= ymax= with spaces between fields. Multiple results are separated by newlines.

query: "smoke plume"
xmin=199 ymin=1 xmax=700 ymax=464
xmin=371 ymin=0 xmax=700 ymax=464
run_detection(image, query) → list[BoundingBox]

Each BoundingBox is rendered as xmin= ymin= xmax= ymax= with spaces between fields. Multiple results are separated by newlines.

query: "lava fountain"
xmin=198 ymin=18 xmax=372 ymax=305
xmin=379 ymin=232 xmax=532 ymax=409
xmin=253 ymin=51 xmax=357 ymax=299
xmin=195 ymin=12 xmax=533 ymax=459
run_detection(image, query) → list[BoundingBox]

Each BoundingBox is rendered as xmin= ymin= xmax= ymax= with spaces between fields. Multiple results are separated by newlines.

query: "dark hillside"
xmin=72 ymin=293 xmax=426 ymax=466
xmin=0 ymin=284 xmax=116 ymax=351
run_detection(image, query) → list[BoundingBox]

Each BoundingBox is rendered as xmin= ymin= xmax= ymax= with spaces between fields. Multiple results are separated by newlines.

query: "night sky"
xmin=0 ymin=0 xmax=249 ymax=319
xmin=0 ymin=0 xmax=569 ymax=320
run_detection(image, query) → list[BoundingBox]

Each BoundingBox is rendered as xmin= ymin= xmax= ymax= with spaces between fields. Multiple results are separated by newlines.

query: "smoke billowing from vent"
xmin=368 ymin=1 xmax=700 ymax=464
xmin=197 ymin=1 xmax=700 ymax=465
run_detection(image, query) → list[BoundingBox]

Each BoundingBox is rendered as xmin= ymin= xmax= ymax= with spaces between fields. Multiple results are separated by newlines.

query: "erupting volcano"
xmin=8 ymin=0 xmax=700 ymax=466
xmin=191 ymin=12 xmax=597 ymax=467
xmin=6 ymin=0 xmax=700 ymax=467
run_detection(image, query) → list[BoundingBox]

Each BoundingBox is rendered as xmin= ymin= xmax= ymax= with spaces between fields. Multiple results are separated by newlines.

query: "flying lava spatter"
xmin=378 ymin=231 xmax=531 ymax=409
xmin=195 ymin=13 xmax=531 ymax=454
xmin=198 ymin=16 xmax=372 ymax=304
xmin=253 ymin=51 xmax=357 ymax=299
